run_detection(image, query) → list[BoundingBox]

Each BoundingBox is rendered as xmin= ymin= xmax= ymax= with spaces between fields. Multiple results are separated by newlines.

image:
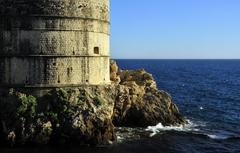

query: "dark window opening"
xmin=67 ymin=68 xmax=70 ymax=76
xmin=53 ymin=63 xmax=56 ymax=66
xmin=94 ymin=47 xmax=99 ymax=54
xmin=86 ymin=80 xmax=89 ymax=83
xmin=58 ymin=76 xmax=61 ymax=83
xmin=67 ymin=67 xmax=73 ymax=76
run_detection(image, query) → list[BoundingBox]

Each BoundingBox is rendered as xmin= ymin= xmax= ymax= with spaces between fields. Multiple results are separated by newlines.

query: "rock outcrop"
xmin=0 ymin=87 xmax=116 ymax=146
xmin=110 ymin=60 xmax=185 ymax=127
xmin=0 ymin=60 xmax=185 ymax=146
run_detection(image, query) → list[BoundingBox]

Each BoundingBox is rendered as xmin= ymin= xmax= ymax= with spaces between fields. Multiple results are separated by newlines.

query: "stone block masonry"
xmin=0 ymin=0 xmax=110 ymax=88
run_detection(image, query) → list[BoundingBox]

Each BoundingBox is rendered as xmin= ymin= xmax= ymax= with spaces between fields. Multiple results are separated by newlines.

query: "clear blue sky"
xmin=110 ymin=0 xmax=240 ymax=59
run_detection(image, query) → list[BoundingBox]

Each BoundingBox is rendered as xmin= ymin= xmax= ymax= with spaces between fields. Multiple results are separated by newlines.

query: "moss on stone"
xmin=94 ymin=96 xmax=105 ymax=106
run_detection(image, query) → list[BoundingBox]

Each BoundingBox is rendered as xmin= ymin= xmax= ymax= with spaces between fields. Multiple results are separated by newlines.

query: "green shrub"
xmin=16 ymin=94 xmax=37 ymax=119
xmin=78 ymin=95 xmax=87 ymax=102
xmin=94 ymin=96 xmax=105 ymax=106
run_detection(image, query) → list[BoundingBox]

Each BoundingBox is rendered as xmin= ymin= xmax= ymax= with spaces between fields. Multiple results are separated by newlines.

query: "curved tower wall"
xmin=0 ymin=0 xmax=110 ymax=87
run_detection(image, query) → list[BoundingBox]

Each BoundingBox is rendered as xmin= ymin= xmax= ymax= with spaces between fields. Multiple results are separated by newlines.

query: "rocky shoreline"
xmin=0 ymin=60 xmax=185 ymax=146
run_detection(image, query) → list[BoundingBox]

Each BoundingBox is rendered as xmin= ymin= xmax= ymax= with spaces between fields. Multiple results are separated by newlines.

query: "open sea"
xmin=2 ymin=59 xmax=240 ymax=153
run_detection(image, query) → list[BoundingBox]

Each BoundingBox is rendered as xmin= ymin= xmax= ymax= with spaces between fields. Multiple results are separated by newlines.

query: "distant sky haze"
xmin=110 ymin=0 xmax=240 ymax=59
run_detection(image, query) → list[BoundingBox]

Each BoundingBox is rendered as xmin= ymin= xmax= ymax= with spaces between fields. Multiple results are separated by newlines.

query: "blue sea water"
xmin=1 ymin=60 xmax=240 ymax=153
xmin=114 ymin=59 xmax=240 ymax=153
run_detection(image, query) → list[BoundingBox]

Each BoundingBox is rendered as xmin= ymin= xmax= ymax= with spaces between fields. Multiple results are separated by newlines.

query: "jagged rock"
xmin=110 ymin=60 xmax=121 ymax=84
xmin=0 ymin=87 xmax=116 ymax=146
xmin=110 ymin=61 xmax=185 ymax=127
xmin=0 ymin=60 xmax=185 ymax=146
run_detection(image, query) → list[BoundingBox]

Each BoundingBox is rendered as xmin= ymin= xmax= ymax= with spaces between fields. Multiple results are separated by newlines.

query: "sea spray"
xmin=145 ymin=120 xmax=200 ymax=137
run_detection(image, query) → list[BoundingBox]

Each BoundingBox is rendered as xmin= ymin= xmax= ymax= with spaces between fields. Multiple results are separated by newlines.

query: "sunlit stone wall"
xmin=0 ymin=0 xmax=110 ymax=87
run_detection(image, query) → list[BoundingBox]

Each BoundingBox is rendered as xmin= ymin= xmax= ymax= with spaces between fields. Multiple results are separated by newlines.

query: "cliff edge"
xmin=0 ymin=60 xmax=185 ymax=146
xmin=110 ymin=60 xmax=185 ymax=127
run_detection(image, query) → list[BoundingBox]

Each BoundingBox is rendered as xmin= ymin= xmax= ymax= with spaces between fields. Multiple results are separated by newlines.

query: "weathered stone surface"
xmin=0 ymin=0 xmax=110 ymax=88
xmin=0 ymin=0 xmax=110 ymax=20
xmin=0 ymin=56 xmax=110 ymax=87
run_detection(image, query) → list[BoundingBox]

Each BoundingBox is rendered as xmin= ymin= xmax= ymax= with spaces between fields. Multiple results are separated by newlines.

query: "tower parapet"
xmin=0 ymin=0 xmax=110 ymax=88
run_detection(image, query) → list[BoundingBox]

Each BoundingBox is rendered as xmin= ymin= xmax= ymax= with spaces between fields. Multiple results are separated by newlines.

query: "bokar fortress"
xmin=0 ymin=0 xmax=185 ymax=146
xmin=0 ymin=0 xmax=110 ymax=96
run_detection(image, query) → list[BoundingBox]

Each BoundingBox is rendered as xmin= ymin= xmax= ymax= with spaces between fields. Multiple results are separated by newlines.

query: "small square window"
xmin=94 ymin=47 xmax=99 ymax=54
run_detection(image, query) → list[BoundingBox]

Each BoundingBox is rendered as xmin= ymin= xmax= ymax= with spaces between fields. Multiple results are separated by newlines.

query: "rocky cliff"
xmin=0 ymin=60 xmax=185 ymax=146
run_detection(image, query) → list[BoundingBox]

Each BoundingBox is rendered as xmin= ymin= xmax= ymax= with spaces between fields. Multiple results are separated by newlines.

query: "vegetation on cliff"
xmin=0 ymin=88 xmax=115 ymax=146
xmin=0 ymin=60 xmax=185 ymax=146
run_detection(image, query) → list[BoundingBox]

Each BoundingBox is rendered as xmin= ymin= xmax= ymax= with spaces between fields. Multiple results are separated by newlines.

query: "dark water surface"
xmin=1 ymin=60 xmax=240 ymax=153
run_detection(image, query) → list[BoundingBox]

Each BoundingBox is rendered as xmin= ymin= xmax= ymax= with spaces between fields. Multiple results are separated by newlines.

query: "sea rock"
xmin=111 ymin=60 xmax=185 ymax=127
xmin=0 ymin=60 xmax=185 ymax=146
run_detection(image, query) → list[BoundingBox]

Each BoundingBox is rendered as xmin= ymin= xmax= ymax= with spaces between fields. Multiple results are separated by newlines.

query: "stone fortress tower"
xmin=0 ymin=0 xmax=110 ymax=91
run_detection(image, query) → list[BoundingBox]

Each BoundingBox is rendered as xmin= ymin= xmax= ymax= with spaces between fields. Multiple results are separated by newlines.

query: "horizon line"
xmin=112 ymin=58 xmax=240 ymax=60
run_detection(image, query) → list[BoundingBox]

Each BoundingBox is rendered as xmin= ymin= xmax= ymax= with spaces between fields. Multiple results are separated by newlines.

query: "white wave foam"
xmin=115 ymin=127 xmax=143 ymax=143
xmin=145 ymin=120 xmax=239 ymax=140
xmin=146 ymin=120 xmax=199 ymax=137
xmin=206 ymin=131 xmax=240 ymax=140
xmin=117 ymin=135 xmax=124 ymax=142
xmin=207 ymin=134 xmax=229 ymax=140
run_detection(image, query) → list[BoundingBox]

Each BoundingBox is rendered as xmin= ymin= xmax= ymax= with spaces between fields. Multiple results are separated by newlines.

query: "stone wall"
xmin=0 ymin=0 xmax=110 ymax=20
xmin=0 ymin=19 xmax=109 ymax=56
xmin=0 ymin=56 xmax=110 ymax=87
xmin=0 ymin=0 xmax=110 ymax=87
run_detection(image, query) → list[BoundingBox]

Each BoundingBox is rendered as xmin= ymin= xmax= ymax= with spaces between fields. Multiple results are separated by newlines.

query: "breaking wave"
xmin=145 ymin=120 xmax=240 ymax=140
xmin=145 ymin=119 xmax=200 ymax=137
